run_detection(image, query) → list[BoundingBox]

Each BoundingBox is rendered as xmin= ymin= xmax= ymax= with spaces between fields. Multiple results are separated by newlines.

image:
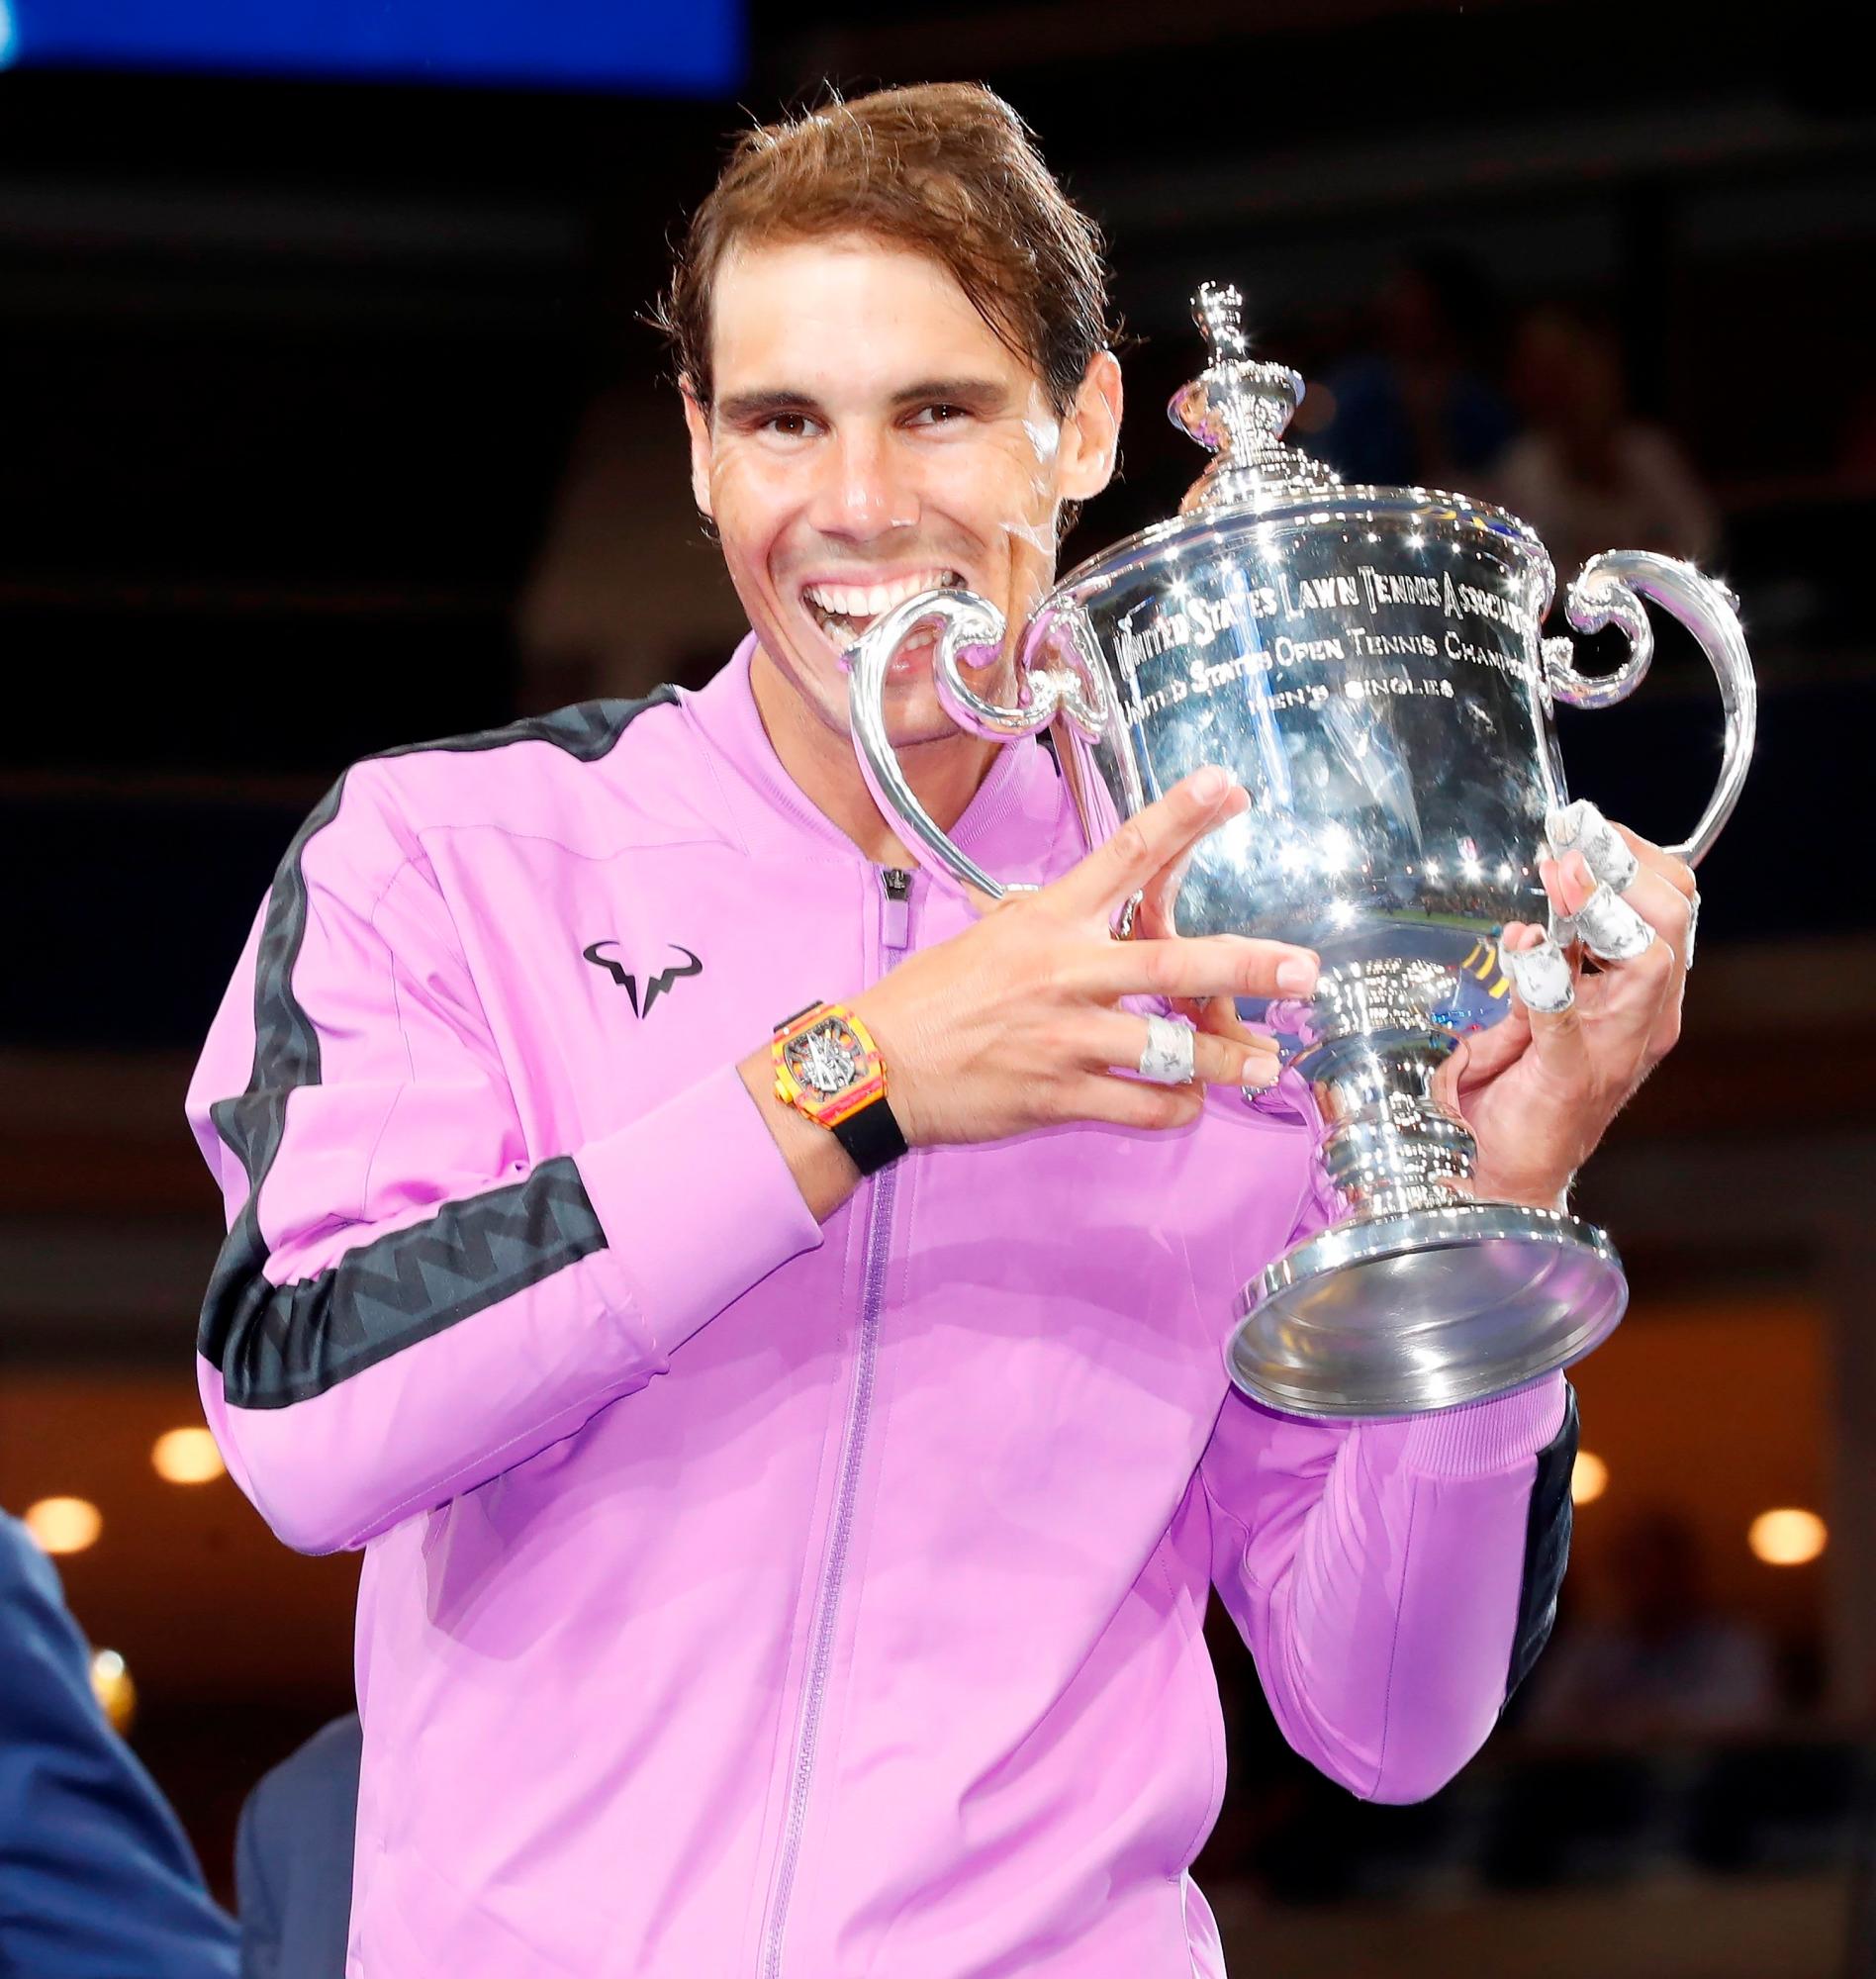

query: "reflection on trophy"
xmin=844 ymin=281 xmax=1756 ymax=1420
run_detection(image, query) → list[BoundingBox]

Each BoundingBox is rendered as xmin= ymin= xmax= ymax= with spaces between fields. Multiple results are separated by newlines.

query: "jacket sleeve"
xmin=1200 ymin=1174 xmax=1578 ymax=1805
xmin=187 ymin=763 xmax=822 ymax=1557
xmin=0 ymin=1513 xmax=239 ymax=1978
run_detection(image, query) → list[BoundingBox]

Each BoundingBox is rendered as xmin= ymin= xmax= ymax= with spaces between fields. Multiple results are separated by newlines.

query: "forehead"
xmin=707 ymin=233 xmax=1035 ymax=400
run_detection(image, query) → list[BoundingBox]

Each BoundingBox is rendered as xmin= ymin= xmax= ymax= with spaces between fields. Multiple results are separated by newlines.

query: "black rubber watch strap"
xmin=831 ymin=1095 xmax=908 ymax=1177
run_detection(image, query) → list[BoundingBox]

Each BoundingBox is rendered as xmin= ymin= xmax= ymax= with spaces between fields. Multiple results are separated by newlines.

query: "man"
xmin=234 ymin=1714 xmax=362 ymax=1979
xmin=1 ymin=1509 xmax=238 ymax=1976
xmin=185 ymin=83 xmax=1697 ymax=1977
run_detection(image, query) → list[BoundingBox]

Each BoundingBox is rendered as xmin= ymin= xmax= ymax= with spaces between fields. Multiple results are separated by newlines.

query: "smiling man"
xmin=187 ymin=84 xmax=1698 ymax=1979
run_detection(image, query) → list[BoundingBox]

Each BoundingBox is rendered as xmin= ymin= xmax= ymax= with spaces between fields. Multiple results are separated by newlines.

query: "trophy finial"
xmin=1193 ymin=282 xmax=1249 ymax=363
xmin=1170 ymin=275 xmax=1341 ymax=513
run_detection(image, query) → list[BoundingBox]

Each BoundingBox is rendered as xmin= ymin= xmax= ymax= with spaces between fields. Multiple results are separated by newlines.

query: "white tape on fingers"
xmin=1684 ymin=890 xmax=1701 ymax=971
xmin=1138 ymin=1014 xmax=1196 ymax=1085
xmin=1504 ymin=931 xmax=1576 ymax=1014
xmin=1573 ymin=882 xmax=1657 ymax=962
xmin=1546 ymin=799 xmax=1640 ymax=894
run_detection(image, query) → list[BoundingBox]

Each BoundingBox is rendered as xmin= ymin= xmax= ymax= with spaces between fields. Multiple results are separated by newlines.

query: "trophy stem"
xmin=1290 ymin=1031 xmax=1475 ymax=1221
xmin=1288 ymin=958 xmax=1476 ymax=1221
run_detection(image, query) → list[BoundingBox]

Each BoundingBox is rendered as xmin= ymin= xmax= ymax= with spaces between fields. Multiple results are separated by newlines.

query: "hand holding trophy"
xmin=844 ymin=281 xmax=1755 ymax=1419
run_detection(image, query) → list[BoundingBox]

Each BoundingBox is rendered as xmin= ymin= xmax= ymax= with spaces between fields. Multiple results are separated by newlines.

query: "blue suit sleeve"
xmin=0 ymin=1513 xmax=239 ymax=1978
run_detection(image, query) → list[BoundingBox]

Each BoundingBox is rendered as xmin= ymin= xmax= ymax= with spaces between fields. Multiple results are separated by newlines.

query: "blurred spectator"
xmin=234 ymin=1714 xmax=361 ymax=1979
xmin=0 ymin=1509 xmax=238 ymax=1976
xmin=1520 ymin=1508 xmax=1777 ymax=1743
xmin=1312 ymin=249 xmax=1517 ymax=489
xmin=1487 ymin=304 xmax=1721 ymax=581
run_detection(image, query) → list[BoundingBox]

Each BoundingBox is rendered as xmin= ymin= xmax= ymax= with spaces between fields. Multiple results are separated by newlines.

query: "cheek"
xmin=926 ymin=440 xmax=1061 ymax=550
xmin=707 ymin=453 xmax=795 ymax=567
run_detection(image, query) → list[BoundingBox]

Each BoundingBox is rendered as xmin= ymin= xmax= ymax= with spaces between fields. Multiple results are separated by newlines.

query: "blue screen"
xmin=0 ymin=0 xmax=744 ymax=94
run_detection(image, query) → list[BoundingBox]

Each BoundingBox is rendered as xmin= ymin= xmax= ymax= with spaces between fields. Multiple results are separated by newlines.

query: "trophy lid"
xmin=1169 ymin=282 xmax=1343 ymax=514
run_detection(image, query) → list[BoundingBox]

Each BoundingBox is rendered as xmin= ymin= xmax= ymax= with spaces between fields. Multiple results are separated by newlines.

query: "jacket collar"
xmin=679 ymin=633 xmax=1068 ymax=882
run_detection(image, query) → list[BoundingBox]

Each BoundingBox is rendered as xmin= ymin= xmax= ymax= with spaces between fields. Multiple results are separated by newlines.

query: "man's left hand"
xmin=1439 ymin=800 xmax=1700 ymax=1210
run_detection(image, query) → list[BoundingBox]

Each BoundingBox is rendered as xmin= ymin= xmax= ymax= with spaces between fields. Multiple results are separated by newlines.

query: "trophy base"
xmin=1230 ymin=1202 xmax=1627 ymax=1419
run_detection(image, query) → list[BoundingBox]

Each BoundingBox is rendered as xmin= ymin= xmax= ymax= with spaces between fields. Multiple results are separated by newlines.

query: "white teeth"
xmin=802 ymin=569 xmax=961 ymax=621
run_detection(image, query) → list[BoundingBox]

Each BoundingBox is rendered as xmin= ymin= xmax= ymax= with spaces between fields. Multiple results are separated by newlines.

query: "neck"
xmin=748 ymin=643 xmax=1002 ymax=867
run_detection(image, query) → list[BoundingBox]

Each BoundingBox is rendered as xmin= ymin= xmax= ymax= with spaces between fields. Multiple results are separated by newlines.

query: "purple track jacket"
xmin=187 ymin=636 xmax=1576 ymax=1978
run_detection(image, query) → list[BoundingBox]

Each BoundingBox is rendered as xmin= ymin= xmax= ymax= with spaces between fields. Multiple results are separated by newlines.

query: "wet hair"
xmin=657 ymin=82 xmax=1116 ymax=419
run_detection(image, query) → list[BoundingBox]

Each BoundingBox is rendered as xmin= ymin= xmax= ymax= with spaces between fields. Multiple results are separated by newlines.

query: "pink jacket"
xmin=187 ymin=636 xmax=1575 ymax=1978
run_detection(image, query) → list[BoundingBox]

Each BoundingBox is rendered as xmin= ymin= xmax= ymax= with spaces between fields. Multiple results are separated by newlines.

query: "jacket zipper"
xmin=759 ymin=866 xmax=912 ymax=1979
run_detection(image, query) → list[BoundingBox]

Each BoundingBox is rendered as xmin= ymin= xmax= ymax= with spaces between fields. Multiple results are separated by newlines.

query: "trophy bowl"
xmin=844 ymin=281 xmax=1755 ymax=1419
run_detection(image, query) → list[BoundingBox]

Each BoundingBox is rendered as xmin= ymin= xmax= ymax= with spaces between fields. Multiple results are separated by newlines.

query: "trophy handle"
xmin=1541 ymin=548 xmax=1756 ymax=866
xmin=844 ymin=588 xmax=1108 ymax=901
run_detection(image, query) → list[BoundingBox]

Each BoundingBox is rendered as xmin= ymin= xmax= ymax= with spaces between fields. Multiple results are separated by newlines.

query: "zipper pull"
xmin=880 ymin=867 xmax=912 ymax=953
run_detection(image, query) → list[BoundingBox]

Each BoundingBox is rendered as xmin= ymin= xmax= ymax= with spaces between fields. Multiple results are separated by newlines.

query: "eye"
xmin=762 ymin=412 xmax=819 ymax=438
xmin=907 ymin=403 xmax=971 ymax=427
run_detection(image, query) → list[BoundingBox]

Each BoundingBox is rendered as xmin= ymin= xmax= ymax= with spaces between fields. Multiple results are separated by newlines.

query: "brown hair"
xmin=659 ymin=82 xmax=1115 ymax=418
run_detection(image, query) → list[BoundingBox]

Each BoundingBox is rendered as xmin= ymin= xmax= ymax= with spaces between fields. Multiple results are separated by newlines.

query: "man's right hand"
xmin=853 ymin=765 xmax=1320 ymax=1148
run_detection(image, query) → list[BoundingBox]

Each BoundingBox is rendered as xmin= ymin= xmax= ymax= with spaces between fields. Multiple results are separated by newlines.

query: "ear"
xmin=1056 ymin=349 xmax=1123 ymax=504
xmin=680 ymin=378 xmax=714 ymax=521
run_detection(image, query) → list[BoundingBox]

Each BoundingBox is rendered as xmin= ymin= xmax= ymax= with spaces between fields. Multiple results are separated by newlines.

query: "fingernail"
xmin=1191 ymin=765 xmax=1228 ymax=801
xmin=1241 ymin=1055 xmax=1280 ymax=1090
xmin=1275 ymin=955 xmax=1319 ymax=994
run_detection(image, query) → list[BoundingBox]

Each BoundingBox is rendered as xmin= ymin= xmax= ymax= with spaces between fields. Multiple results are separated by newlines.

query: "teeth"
xmin=802 ymin=568 xmax=961 ymax=620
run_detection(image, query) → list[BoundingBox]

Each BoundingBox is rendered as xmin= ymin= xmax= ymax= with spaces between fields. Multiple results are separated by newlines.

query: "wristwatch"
xmin=771 ymin=1000 xmax=907 ymax=1177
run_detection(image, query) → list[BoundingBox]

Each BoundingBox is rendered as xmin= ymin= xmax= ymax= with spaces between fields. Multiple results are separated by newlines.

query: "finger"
xmin=1541 ymin=851 xmax=1659 ymax=966
xmin=1451 ymin=931 xmax=1535 ymax=1084
xmin=1611 ymin=863 xmax=1695 ymax=969
xmin=1547 ymin=804 xmax=1698 ymax=911
xmin=1049 ymin=767 xmax=1248 ymax=919
xmin=1433 ymin=1032 xmax=1471 ymax=1114
xmin=1546 ymin=800 xmax=1640 ymax=894
xmin=1545 ymin=811 xmax=1696 ymax=968
xmin=1572 ymin=881 xmax=1657 ymax=963
xmin=1060 ymin=1072 xmax=1208 ymax=1134
xmin=1134 ymin=838 xmax=1197 ymax=943
xmin=1499 ymin=922 xmax=1593 ymax=1084
xmin=1172 ymin=993 xmax=1282 ymax=1057
xmin=1085 ymin=1011 xmax=1282 ymax=1089
xmin=1608 ymin=820 xmax=1698 ymax=902
xmin=1548 ymin=803 xmax=1701 ymax=972
xmin=1501 ymin=922 xmax=1578 ymax=1014
xmin=1077 ymin=933 xmax=1320 ymax=1006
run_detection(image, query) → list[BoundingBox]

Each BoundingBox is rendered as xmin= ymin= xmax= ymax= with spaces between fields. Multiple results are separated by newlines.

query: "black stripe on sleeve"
xmin=198 ymin=692 xmax=677 ymax=1411
xmin=1504 ymin=1382 xmax=1579 ymax=1704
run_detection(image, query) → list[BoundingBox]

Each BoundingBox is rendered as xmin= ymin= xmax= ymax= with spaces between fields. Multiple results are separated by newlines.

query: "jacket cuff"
xmin=1393 ymin=1370 xmax=1571 ymax=1478
xmin=576 ymin=1063 xmax=823 ymax=1354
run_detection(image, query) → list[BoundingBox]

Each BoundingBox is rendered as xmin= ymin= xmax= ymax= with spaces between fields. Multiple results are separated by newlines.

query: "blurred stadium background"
xmin=2 ymin=1 xmax=1872 ymax=1972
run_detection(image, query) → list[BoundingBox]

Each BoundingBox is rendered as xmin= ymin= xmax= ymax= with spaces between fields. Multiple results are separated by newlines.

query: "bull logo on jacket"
xmin=581 ymin=940 xmax=704 ymax=1019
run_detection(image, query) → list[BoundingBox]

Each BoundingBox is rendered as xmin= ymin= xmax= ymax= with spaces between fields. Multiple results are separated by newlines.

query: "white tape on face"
xmin=1504 ymin=931 xmax=1576 ymax=1014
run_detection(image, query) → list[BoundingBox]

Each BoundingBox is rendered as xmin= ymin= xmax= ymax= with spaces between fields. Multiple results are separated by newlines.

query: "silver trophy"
xmin=845 ymin=281 xmax=1754 ymax=1419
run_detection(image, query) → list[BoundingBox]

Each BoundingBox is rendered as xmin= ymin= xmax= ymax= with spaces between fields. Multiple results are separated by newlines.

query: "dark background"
xmin=3 ymin=3 xmax=1872 ymax=1972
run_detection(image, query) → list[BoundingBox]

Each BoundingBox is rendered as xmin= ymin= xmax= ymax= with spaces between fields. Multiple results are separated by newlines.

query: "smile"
xmin=799 ymin=567 xmax=965 ymax=647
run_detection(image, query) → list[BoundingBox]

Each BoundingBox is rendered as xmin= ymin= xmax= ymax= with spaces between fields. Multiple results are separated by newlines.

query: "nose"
xmin=807 ymin=425 xmax=919 ymax=540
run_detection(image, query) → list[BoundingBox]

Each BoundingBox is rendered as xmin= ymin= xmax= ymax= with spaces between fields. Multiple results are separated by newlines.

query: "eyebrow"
xmin=713 ymin=376 xmax=1011 ymax=425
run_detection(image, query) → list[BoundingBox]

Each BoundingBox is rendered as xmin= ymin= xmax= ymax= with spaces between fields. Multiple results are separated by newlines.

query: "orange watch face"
xmin=774 ymin=1005 xmax=887 ymax=1128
